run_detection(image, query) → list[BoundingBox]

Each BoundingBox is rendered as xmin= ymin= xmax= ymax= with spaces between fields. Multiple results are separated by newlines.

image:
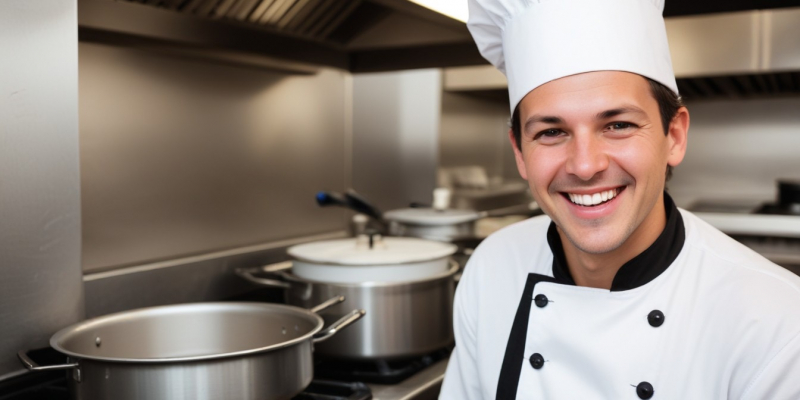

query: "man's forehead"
xmin=518 ymin=71 xmax=655 ymax=119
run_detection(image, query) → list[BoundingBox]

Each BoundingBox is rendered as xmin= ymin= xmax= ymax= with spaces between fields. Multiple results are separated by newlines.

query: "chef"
xmin=440 ymin=0 xmax=800 ymax=399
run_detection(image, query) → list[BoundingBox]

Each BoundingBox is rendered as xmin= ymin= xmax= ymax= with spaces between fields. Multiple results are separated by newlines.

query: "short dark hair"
xmin=510 ymin=77 xmax=684 ymax=181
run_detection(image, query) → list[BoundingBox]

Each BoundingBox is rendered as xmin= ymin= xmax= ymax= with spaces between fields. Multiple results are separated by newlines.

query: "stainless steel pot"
xmin=237 ymin=261 xmax=458 ymax=360
xmin=18 ymin=298 xmax=364 ymax=400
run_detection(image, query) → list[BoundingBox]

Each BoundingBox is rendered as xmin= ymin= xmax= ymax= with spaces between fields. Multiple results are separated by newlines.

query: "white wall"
xmin=669 ymin=97 xmax=800 ymax=207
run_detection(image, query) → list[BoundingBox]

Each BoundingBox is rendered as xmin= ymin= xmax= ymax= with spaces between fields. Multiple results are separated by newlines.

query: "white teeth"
xmin=567 ymin=188 xmax=619 ymax=206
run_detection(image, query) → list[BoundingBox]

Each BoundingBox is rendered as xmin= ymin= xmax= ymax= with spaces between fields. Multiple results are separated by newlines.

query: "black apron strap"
xmin=495 ymin=273 xmax=557 ymax=400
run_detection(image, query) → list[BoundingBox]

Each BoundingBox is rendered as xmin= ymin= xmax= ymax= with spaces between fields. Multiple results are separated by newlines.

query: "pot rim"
xmin=49 ymin=302 xmax=323 ymax=364
xmin=288 ymin=237 xmax=457 ymax=266
xmin=383 ymin=208 xmax=481 ymax=226
xmin=281 ymin=261 xmax=460 ymax=288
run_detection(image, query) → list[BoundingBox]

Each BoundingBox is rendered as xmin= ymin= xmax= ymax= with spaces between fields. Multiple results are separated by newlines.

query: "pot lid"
xmin=383 ymin=208 xmax=481 ymax=226
xmin=288 ymin=236 xmax=456 ymax=265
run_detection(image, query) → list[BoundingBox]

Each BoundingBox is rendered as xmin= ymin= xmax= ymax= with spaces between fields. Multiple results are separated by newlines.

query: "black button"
xmin=636 ymin=381 xmax=654 ymax=399
xmin=529 ymin=353 xmax=544 ymax=369
xmin=647 ymin=310 xmax=665 ymax=327
xmin=534 ymin=294 xmax=549 ymax=308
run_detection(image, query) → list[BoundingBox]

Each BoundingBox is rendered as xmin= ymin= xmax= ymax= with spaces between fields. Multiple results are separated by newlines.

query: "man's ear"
xmin=508 ymin=129 xmax=529 ymax=180
xmin=666 ymin=107 xmax=689 ymax=168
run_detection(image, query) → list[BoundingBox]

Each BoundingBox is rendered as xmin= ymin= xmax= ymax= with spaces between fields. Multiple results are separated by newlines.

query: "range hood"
xmin=80 ymin=0 xmax=800 ymax=83
xmin=78 ymin=0 xmax=485 ymax=73
xmin=444 ymin=7 xmax=800 ymax=101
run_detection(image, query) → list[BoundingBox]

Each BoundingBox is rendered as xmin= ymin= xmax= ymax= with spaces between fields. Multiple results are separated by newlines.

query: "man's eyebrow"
xmin=524 ymin=115 xmax=564 ymax=132
xmin=596 ymin=106 xmax=647 ymax=120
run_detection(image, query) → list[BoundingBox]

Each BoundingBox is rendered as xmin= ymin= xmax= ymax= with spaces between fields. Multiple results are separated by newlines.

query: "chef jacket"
xmin=440 ymin=193 xmax=800 ymax=399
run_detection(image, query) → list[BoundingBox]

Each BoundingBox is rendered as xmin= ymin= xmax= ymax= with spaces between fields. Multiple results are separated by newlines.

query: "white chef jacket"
xmin=440 ymin=195 xmax=800 ymax=399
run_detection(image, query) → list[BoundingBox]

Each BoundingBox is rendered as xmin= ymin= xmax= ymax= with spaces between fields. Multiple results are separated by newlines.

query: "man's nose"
xmin=564 ymin=133 xmax=609 ymax=181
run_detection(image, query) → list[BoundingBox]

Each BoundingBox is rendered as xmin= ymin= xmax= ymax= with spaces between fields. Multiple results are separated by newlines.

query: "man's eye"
xmin=535 ymin=129 xmax=563 ymax=139
xmin=607 ymin=122 xmax=636 ymax=130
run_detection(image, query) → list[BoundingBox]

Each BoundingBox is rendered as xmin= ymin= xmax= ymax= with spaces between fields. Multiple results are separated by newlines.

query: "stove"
xmin=0 ymin=347 xmax=373 ymax=400
xmin=689 ymin=181 xmax=800 ymax=276
xmin=0 ymin=348 xmax=451 ymax=400
xmin=315 ymin=348 xmax=450 ymax=385
xmin=0 ymin=372 xmax=372 ymax=400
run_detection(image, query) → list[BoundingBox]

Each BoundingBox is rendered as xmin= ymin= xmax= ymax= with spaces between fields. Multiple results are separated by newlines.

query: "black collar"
xmin=547 ymin=192 xmax=685 ymax=291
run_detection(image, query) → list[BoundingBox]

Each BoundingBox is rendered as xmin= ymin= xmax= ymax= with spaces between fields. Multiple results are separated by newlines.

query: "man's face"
xmin=512 ymin=71 xmax=687 ymax=255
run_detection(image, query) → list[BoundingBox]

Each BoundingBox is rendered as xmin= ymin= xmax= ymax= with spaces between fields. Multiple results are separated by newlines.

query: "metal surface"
xmin=309 ymin=295 xmax=346 ymax=314
xmin=79 ymin=0 xmax=348 ymax=69
xmin=282 ymin=263 xmax=458 ymax=360
xmin=0 ymin=0 xmax=84 ymax=381
xmin=79 ymin=41 xmax=350 ymax=272
xmin=387 ymin=220 xmax=476 ymax=242
xmin=765 ymin=8 xmax=800 ymax=71
xmin=312 ymin=309 xmax=368 ymax=343
xmin=667 ymin=97 xmax=800 ymax=207
xmin=84 ymin=231 xmax=347 ymax=318
xmin=16 ymin=351 xmax=78 ymax=372
xmin=439 ymin=9 xmax=800 ymax=100
xmin=78 ymin=0 xmax=483 ymax=73
xmin=351 ymin=70 xmax=441 ymax=211
xmin=367 ymin=356 xmax=449 ymax=400
xmin=19 ymin=301 xmax=364 ymax=400
xmin=66 ymin=344 xmax=313 ymax=400
xmin=665 ymin=11 xmax=760 ymax=77
xmin=695 ymin=213 xmax=800 ymax=238
xmin=50 ymin=303 xmax=324 ymax=362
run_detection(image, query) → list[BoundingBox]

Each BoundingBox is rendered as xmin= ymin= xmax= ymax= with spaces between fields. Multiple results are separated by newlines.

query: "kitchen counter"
xmin=367 ymin=357 xmax=449 ymax=400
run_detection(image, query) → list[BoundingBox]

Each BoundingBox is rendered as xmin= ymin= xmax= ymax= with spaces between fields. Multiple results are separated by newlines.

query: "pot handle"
xmin=235 ymin=265 xmax=291 ymax=289
xmin=18 ymin=350 xmax=78 ymax=371
xmin=309 ymin=295 xmax=345 ymax=313
xmin=312 ymin=309 xmax=367 ymax=344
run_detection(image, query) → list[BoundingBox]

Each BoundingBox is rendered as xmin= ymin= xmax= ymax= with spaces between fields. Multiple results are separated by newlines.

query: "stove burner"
xmin=313 ymin=348 xmax=451 ymax=385
xmin=0 ymin=374 xmax=68 ymax=400
xmin=292 ymin=380 xmax=371 ymax=400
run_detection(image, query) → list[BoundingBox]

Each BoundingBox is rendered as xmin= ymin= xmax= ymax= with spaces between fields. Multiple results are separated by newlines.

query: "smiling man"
xmin=439 ymin=0 xmax=800 ymax=399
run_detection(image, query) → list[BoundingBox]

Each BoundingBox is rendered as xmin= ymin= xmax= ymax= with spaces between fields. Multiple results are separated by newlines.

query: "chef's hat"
xmin=468 ymin=0 xmax=678 ymax=112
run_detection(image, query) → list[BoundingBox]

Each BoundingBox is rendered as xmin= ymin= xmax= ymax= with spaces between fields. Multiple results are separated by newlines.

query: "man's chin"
xmin=562 ymin=229 xmax=628 ymax=255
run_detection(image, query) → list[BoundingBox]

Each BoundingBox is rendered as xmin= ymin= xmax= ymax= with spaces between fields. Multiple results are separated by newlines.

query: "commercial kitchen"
xmin=2 ymin=0 xmax=800 ymax=399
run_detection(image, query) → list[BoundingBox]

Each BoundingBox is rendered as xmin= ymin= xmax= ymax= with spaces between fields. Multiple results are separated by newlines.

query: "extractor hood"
xmin=444 ymin=7 xmax=800 ymax=101
xmin=80 ymin=0 xmax=800 ymax=81
xmin=78 ymin=0 xmax=485 ymax=73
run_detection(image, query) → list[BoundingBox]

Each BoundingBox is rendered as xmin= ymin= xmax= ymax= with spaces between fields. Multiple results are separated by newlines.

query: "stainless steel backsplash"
xmin=78 ymin=42 xmax=352 ymax=273
xmin=0 ymin=0 xmax=84 ymax=380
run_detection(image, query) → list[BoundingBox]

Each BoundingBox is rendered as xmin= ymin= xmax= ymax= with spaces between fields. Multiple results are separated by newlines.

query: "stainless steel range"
xmin=3 ymin=348 xmax=450 ymax=400
xmin=691 ymin=180 xmax=800 ymax=276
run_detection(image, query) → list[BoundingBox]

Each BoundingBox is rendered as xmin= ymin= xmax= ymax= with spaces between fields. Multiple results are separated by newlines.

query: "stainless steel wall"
xmin=79 ymin=43 xmax=351 ymax=272
xmin=439 ymin=91 xmax=519 ymax=182
xmin=0 ymin=0 xmax=84 ymax=380
xmin=669 ymin=97 xmax=800 ymax=207
xmin=351 ymin=70 xmax=441 ymax=210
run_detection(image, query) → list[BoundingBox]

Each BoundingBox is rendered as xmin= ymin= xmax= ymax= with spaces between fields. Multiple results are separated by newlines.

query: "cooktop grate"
xmin=314 ymin=347 xmax=451 ymax=385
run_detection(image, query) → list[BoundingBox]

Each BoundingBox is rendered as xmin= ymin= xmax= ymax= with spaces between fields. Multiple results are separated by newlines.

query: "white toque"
xmin=468 ymin=0 xmax=679 ymax=112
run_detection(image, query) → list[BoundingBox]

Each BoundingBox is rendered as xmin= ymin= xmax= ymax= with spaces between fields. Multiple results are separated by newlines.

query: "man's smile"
xmin=561 ymin=187 xmax=624 ymax=207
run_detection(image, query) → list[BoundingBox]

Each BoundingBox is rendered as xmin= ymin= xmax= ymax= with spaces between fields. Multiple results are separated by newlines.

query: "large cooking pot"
xmin=18 ymin=298 xmax=364 ymax=400
xmin=237 ymin=235 xmax=458 ymax=360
